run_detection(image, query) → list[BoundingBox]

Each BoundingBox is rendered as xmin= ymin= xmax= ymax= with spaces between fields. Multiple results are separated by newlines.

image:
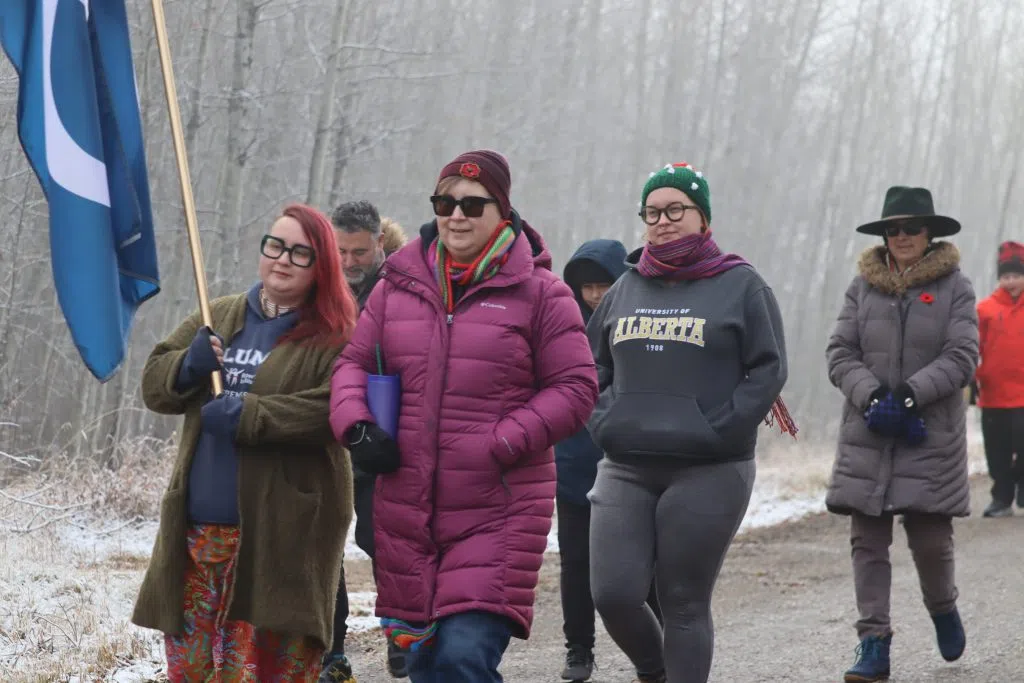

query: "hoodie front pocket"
xmin=594 ymin=391 xmax=723 ymax=457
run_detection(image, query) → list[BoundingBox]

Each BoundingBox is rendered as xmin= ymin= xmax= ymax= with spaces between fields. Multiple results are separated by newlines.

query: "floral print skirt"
xmin=165 ymin=524 xmax=323 ymax=682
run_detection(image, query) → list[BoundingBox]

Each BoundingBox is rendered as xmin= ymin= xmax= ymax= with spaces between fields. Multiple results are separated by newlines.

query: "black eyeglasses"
xmin=884 ymin=221 xmax=925 ymax=238
xmin=260 ymin=234 xmax=316 ymax=268
xmin=639 ymin=203 xmax=702 ymax=226
xmin=430 ymin=194 xmax=497 ymax=218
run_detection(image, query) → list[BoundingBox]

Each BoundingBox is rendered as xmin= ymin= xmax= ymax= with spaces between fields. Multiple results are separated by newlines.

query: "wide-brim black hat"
xmin=856 ymin=186 xmax=961 ymax=237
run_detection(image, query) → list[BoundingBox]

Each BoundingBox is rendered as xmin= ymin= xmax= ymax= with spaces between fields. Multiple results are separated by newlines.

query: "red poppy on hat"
xmin=437 ymin=150 xmax=512 ymax=218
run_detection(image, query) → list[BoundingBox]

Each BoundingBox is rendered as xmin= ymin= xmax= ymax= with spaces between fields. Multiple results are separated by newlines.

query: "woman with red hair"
xmin=132 ymin=204 xmax=358 ymax=682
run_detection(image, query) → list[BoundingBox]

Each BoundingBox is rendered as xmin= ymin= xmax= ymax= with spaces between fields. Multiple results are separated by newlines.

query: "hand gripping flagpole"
xmin=150 ymin=0 xmax=222 ymax=396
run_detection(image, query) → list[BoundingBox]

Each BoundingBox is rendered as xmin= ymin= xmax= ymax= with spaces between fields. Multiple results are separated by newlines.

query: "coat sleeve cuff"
xmin=236 ymin=393 xmax=260 ymax=445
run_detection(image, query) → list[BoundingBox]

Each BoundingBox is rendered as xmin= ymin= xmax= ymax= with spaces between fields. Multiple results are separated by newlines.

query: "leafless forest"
xmin=0 ymin=0 xmax=1018 ymax=465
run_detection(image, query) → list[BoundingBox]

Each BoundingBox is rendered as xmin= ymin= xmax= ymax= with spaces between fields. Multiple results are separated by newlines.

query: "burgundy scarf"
xmin=637 ymin=231 xmax=798 ymax=437
xmin=637 ymin=230 xmax=749 ymax=280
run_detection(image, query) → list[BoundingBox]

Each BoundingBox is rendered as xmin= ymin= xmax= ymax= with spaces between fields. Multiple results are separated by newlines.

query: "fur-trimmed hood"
xmin=858 ymin=241 xmax=961 ymax=295
xmin=380 ymin=217 xmax=407 ymax=255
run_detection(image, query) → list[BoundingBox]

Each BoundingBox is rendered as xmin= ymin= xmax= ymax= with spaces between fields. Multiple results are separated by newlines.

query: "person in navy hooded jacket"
xmin=556 ymin=239 xmax=662 ymax=682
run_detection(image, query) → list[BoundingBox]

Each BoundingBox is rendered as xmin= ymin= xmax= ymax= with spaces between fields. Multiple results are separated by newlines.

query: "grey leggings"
xmin=589 ymin=456 xmax=754 ymax=683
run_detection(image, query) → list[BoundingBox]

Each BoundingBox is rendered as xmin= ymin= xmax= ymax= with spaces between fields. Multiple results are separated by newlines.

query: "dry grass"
xmin=756 ymin=410 xmax=988 ymax=502
xmin=37 ymin=437 xmax=175 ymax=520
xmin=0 ymin=439 xmax=173 ymax=682
xmin=0 ymin=538 xmax=166 ymax=681
xmin=756 ymin=437 xmax=836 ymax=499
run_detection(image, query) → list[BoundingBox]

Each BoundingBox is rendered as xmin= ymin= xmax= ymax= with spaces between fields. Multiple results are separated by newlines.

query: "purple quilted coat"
xmin=329 ymin=216 xmax=597 ymax=638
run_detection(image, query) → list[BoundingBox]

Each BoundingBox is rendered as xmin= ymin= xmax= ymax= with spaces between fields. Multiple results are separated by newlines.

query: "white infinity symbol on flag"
xmin=42 ymin=0 xmax=110 ymax=207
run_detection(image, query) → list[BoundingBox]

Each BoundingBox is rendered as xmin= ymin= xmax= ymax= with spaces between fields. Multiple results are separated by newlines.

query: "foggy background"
xmin=0 ymin=0 xmax=1015 ymax=463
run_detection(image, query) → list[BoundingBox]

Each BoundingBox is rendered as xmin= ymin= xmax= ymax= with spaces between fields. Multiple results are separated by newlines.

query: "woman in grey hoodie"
xmin=586 ymin=163 xmax=792 ymax=683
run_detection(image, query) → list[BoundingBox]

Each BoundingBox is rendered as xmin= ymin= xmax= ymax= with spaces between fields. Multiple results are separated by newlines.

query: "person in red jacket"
xmin=977 ymin=241 xmax=1024 ymax=517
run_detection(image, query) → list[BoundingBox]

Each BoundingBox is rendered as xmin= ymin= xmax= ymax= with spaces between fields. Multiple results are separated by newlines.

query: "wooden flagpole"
xmin=149 ymin=0 xmax=222 ymax=396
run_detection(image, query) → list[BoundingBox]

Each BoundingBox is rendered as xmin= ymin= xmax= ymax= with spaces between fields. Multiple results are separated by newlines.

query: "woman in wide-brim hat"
xmin=854 ymin=185 xmax=962 ymax=239
xmin=826 ymin=185 xmax=979 ymax=682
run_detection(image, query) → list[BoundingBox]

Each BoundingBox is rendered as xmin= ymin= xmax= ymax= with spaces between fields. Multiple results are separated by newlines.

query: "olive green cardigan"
xmin=131 ymin=292 xmax=353 ymax=649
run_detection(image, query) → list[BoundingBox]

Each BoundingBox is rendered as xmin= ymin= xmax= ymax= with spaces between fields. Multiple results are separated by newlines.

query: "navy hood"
xmin=563 ymin=239 xmax=628 ymax=318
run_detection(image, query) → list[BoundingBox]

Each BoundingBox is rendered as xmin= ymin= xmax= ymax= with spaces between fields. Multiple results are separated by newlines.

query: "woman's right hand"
xmin=184 ymin=327 xmax=224 ymax=376
xmin=346 ymin=422 xmax=400 ymax=474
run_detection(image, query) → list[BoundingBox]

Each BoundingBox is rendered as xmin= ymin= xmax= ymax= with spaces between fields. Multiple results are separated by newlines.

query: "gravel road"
xmin=345 ymin=476 xmax=1023 ymax=682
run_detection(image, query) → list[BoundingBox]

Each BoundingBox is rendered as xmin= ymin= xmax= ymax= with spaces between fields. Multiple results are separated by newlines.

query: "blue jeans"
xmin=406 ymin=611 xmax=513 ymax=683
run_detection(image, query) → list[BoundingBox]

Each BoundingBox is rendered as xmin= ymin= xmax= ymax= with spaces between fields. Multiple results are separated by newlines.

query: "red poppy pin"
xmin=459 ymin=162 xmax=481 ymax=179
xmin=919 ymin=292 xmax=935 ymax=304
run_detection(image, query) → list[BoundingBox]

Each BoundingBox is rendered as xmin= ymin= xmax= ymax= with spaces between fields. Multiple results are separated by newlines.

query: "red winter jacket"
xmin=977 ymin=287 xmax=1024 ymax=408
xmin=329 ymin=215 xmax=597 ymax=638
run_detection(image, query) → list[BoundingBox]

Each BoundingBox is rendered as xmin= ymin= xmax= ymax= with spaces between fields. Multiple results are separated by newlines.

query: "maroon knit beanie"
xmin=436 ymin=150 xmax=512 ymax=218
xmin=998 ymin=240 xmax=1024 ymax=276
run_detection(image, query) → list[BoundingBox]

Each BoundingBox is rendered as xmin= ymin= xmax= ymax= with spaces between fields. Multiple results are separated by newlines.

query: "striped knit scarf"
xmin=381 ymin=618 xmax=438 ymax=652
xmin=637 ymin=231 xmax=798 ymax=437
xmin=637 ymin=230 xmax=749 ymax=280
xmin=434 ymin=220 xmax=516 ymax=312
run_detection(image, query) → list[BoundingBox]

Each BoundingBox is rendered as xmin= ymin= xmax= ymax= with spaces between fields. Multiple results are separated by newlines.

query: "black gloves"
xmin=892 ymin=383 xmax=918 ymax=414
xmin=867 ymin=384 xmax=890 ymax=409
xmin=346 ymin=421 xmax=400 ymax=475
xmin=865 ymin=382 xmax=927 ymax=445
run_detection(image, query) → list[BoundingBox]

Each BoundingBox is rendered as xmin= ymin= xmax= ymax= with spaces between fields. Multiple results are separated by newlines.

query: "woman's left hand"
xmin=200 ymin=394 xmax=244 ymax=440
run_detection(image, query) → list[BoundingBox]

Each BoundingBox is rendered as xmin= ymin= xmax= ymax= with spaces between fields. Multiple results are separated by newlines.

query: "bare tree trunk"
xmin=900 ymin=6 xmax=945 ymax=177
xmin=920 ymin=0 xmax=955 ymax=173
xmin=573 ymin=0 xmax=604 ymax=232
xmin=306 ymin=0 xmax=351 ymax=209
xmin=0 ymin=178 xmax=31 ymax=376
xmin=702 ymin=0 xmax=732 ymax=162
xmin=789 ymin=0 xmax=867 ymax=358
xmin=630 ymin=0 xmax=653 ymax=173
xmin=184 ymin=0 xmax=219 ymax=158
xmin=32 ymin=296 xmax=60 ymax=448
xmin=216 ymin=0 xmax=261 ymax=280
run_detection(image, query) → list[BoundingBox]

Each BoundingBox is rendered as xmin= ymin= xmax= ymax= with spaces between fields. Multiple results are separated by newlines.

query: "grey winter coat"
xmin=825 ymin=241 xmax=979 ymax=517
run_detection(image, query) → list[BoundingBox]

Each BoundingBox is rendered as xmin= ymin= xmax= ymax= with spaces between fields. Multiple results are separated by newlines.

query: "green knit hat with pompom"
xmin=640 ymin=162 xmax=711 ymax=223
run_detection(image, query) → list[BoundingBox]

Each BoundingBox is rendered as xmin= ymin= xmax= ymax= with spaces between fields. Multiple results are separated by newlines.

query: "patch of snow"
xmin=346 ymin=591 xmax=379 ymax=633
xmin=0 ymin=514 xmax=165 ymax=682
xmin=739 ymin=490 xmax=824 ymax=532
xmin=59 ymin=519 xmax=160 ymax=557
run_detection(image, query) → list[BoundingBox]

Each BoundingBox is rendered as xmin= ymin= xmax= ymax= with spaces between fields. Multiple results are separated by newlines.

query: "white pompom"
xmin=695 ymin=171 xmax=703 ymax=178
xmin=691 ymin=182 xmax=699 ymax=190
xmin=649 ymin=172 xmax=656 ymax=178
xmin=667 ymin=167 xmax=676 ymax=174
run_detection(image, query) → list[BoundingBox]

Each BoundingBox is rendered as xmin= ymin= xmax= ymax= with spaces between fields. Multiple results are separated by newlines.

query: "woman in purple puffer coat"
xmin=329 ymin=149 xmax=598 ymax=683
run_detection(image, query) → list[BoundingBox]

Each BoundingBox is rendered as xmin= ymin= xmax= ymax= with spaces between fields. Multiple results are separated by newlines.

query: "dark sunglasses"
xmin=639 ymin=203 xmax=703 ymax=226
xmin=260 ymin=234 xmax=316 ymax=268
xmin=430 ymin=194 xmax=496 ymax=218
xmin=884 ymin=221 xmax=925 ymax=238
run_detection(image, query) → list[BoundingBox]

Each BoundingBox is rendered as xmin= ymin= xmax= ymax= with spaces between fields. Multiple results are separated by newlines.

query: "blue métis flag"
xmin=0 ymin=0 xmax=160 ymax=381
